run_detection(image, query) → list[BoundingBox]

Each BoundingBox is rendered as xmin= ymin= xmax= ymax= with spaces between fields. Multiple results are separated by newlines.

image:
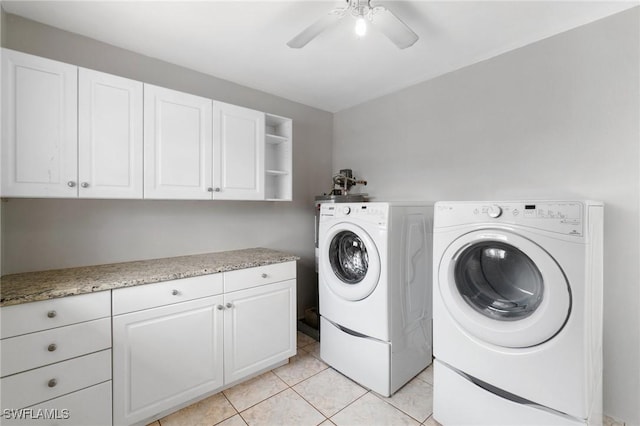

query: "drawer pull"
xmin=171 ymin=289 xmax=179 ymax=296
xmin=47 ymin=310 xmax=57 ymax=318
xmin=47 ymin=343 xmax=57 ymax=352
xmin=261 ymin=273 xmax=268 ymax=278
xmin=47 ymin=378 xmax=57 ymax=388
xmin=225 ymin=302 xmax=233 ymax=309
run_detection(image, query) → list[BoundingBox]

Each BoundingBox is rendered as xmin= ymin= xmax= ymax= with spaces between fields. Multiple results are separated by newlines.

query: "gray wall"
xmin=0 ymin=12 xmax=334 ymax=318
xmin=334 ymin=8 xmax=639 ymax=424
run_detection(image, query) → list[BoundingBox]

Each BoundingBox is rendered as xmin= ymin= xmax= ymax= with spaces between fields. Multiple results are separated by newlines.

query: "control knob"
xmin=343 ymin=206 xmax=351 ymax=215
xmin=487 ymin=205 xmax=503 ymax=218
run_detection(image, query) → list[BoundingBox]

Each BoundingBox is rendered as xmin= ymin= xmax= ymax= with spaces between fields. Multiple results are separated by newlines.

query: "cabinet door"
xmin=112 ymin=295 xmax=223 ymax=426
xmin=213 ymin=102 xmax=265 ymax=200
xmin=1 ymin=48 xmax=78 ymax=197
xmin=144 ymin=84 xmax=213 ymax=199
xmin=224 ymin=279 xmax=296 ymax=384
xmin=78 ymin=68 xmax=143 ymax=198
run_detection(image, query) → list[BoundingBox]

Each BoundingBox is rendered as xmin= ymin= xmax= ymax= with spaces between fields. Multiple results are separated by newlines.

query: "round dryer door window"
xmin=329 ymin=231 xmax=369 ymax=284
xmin=454 ymin=242 xmax=544 ymax=322
xmin=438 ymin=229 xmax=571 ymax=348
xmin=321 ymin=222 xmax=381 ymax=301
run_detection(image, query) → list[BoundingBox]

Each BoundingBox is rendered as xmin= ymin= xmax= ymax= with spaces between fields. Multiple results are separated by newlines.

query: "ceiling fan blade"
xmin=287 ymin=9 xmax=347 ymax=48
xmin=370 ymin=6 xmax=418 ymax=49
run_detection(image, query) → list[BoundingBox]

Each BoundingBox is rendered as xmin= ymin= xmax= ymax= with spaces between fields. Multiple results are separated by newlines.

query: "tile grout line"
xmin=324 ymin=389 xmax=374 ymax=423
xmin=221 ymin=370 xmax=290 ymax=416
xmin=287 ymin=385 xmax=330 ymax=424
xmin=216 ymin=392 xmax=242 ymax=425
xmin=278 ymin=344 xmax=331 ymax=424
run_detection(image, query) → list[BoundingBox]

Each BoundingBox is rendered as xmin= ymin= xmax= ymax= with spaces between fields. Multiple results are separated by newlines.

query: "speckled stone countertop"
xmin=0 ymin=248 xmax=299 ymax=307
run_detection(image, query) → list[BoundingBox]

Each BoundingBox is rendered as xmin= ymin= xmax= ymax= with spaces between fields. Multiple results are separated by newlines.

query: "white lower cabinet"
xmin=0 ymin=292 xmax=112 ymax=426
xmin=224 ymin=280 xmax=296 ymax=383
xmin=0 ymin=261 xmax=296 ymax=426
xmin=112 ymin=261 xmax=297 ymax=425
xmin=112 ymin=295 xmax=224 ymax=426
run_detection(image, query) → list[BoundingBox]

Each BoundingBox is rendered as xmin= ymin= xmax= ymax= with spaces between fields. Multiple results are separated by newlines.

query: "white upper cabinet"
xmin=213 ymin=102 xmax=265 ymax=200
xmin=144 ymin=84 xmax=213 ymax=200
xmin=1 ymin=49 xmax=78 ymax=197
xmin=1 ymin=49 xmax=292 ymax=201
xmin=78 ymin=68 xmax=143 ymax=198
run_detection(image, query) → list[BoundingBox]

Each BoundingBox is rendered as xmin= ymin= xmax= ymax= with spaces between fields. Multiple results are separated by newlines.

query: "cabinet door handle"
xmin=216 ymin=304 xmax=224 ymax=311
xmin=214 ymin=187 xmax=221 ymax=192
xmin=47 ymin=310 xmax=57 ymax=318
xmin=80 ymin=182 xmax=89 ymax=188
xmin=171 ymin=289 xmax=179 ymax=296
xmin=47 ymin=343 xmax=57 ymax=352
xmin=207 ymin=187 xmax=213 ymax=192
xmin=261 ymin=273 xmax=268 ymax=278
xmin=225 ymin=302 xmax=233 ymax=309
xmin=67 ymin=181 xmax=76 ymax=188
xmin=48 ymin=378 xmax=57 ymax=388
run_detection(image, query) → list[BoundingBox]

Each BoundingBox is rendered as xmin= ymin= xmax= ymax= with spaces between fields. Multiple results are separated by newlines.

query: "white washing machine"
xmin=319 ymin=202 xmax=433 ymax=396
xmin=432 ymin=201 xmax=603 ymax=425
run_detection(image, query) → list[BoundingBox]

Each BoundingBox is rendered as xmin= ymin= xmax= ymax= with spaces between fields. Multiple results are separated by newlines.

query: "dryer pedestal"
xmin=321 ymin=316 xmax=431 ymax=397
xmin=321 ymin=317 xmax=391 ymax=396
xmin=433 ymin=360 xmax=585 ymax=426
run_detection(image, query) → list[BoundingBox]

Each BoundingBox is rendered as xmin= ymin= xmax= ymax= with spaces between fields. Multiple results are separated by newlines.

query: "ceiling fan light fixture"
xmin=286 ymin=0 xmax=418 ymax=49
xmin=355 ymin=16 xmax=367 ymax=37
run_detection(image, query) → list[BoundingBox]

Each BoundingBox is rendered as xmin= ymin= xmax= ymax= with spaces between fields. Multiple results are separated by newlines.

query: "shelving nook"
xmin=265 ymin=114 xmax=292 ymax=201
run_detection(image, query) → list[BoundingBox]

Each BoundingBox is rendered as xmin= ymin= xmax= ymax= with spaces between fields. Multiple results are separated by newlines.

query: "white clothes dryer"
xmin=319 ymin=202 xmax=433 ymax=396
xmin=432 ymin=201 xmax=603 ymax=425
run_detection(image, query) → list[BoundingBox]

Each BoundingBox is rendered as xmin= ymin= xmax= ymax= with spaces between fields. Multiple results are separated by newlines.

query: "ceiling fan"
xmin=287 ymin=0 xmax=419 ymax=49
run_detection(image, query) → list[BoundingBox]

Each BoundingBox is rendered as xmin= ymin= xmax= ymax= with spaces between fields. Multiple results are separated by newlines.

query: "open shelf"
xmin=266 ymin=169 xmax=289 ymax=176
xmin=266 ymin=134 xmax=288 ymax=145
xmin=265 ymin=114 xmax=292 ymax=201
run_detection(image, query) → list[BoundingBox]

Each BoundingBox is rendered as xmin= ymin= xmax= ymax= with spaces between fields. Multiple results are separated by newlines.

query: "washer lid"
xmin=320 ymin=222 xmax=381 ymax=301
xmin=438 ymin=229 xmax=571 ymax=348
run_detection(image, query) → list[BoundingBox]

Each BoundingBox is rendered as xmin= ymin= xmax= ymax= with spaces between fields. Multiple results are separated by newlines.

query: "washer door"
xmin=320 ymin=222 xmax=381 ymax=301
xmin=438 ymin=229 xmax=570 ymax=348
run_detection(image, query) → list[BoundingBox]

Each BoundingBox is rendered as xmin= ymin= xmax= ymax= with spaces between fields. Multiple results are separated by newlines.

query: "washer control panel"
xmin=435 ymin=201 xmax=585 ymax=236
xmin=320 ymin=202 xmax=389 ymax=227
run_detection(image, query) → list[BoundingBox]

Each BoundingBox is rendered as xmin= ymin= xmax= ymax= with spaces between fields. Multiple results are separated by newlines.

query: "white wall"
xmin=334 ymin=7 xmax=640 ymax=424
xmin=0 ymin=11 xmax=334 ymax=318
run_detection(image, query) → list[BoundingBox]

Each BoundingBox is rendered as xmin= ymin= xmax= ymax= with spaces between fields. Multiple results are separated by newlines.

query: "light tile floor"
xmin=148 ymin=332 xmax=438 ymax=426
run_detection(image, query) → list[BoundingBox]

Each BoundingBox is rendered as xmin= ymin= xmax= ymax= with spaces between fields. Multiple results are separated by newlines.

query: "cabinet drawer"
xmin=1 ymin=381 xmax=112 ymax=426
xmin=224 ymin=261 xmax=296 ymax=293
xmin=0 ymin=349 xmax=111 ymax=410
xmin=112 ymin=273 xmax=223 ymax=315
xmin=0 ymin=291 xmax=111 ymax=339
xmin=1 ymin=318 xmax=111 ymax=377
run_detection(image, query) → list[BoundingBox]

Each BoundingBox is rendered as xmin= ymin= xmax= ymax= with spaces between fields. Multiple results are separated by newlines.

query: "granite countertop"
xmin=0 ymin=248 xmax=299 ymax=307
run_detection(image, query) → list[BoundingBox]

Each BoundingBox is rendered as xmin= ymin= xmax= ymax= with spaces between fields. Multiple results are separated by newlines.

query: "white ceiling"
xmin=2 ymin=1 xmax=637 ymax=112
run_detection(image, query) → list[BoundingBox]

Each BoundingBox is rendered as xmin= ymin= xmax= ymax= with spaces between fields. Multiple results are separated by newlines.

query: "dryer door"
xmin=438 ymin=229 xmax=570 ymax=348
xmin=320 ymin=222 xmax=381 ymax=301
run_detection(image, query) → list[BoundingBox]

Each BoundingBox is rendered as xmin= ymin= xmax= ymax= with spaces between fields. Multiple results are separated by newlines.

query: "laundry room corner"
xmin=333 ymin=7 xmax=640 ymax=424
